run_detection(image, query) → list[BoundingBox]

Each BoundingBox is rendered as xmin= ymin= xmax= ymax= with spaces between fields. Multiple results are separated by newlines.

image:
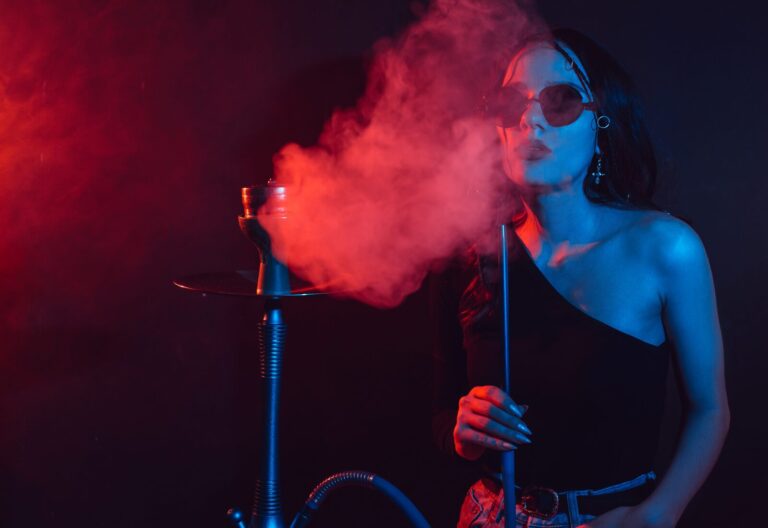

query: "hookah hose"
xmin=499 ymin=224 xmax=516 ymax=528
xmin=289 ymin=471 xmax=430 ymax=528
xmin=288 ymin=227 xmax=512 ymax=528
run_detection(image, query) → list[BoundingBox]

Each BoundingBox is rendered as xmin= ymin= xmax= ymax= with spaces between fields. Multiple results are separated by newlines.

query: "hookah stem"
xmin=500 ymin=224 xmax=515 ymax=528
xmin=251 ymin=297 xmax=286 ymax=527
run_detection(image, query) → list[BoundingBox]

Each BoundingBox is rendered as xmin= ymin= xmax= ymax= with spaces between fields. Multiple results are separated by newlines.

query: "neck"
xmin=516 ymin=178 xmax=605 ymax=259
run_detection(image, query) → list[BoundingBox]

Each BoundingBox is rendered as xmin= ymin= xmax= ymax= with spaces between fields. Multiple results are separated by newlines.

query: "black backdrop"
xmin=1 ymin=1 xmax=765 ymax=527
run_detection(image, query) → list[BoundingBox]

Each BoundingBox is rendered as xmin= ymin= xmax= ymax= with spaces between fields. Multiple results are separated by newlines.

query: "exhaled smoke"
xmin=263 ymin=0 xmax=541 ymax=307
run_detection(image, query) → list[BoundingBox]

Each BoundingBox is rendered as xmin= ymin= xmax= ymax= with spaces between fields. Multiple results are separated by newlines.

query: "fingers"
xmin=462 ymin=413 xmax=532 ymax=446
xmin=464 ymin=385 xmax=532 ymax=434
xmin=454 ymin=424 xmax=516 ymax=451
xmin=470 ymin=398 xmax=533 ymax=437
xmin=455 ymin=386 xmax=533 ymax=456
xmin=469 ymin=385 xmax=526 ymax=418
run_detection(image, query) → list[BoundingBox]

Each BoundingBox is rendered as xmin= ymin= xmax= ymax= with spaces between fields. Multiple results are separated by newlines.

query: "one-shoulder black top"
xmin=430 ymin=234 xmax=671 ymax=490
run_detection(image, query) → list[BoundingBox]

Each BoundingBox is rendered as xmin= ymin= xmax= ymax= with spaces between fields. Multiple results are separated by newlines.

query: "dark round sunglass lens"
xmin=493 ymin=87 xmax=528 ymax=127
xmin=540 ymin=84 xmax=584 ymax=127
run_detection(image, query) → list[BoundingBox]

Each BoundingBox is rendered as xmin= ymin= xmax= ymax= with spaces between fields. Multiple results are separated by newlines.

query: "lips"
xmin=514 ymin=140 xmax=552 ymax=161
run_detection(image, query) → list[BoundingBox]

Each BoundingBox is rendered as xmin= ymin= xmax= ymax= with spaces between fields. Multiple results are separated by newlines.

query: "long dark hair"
xmin=460 ymin=29 xmax=661 ymax=325
xmin=526 ymin=28 xmax=660 ymax=209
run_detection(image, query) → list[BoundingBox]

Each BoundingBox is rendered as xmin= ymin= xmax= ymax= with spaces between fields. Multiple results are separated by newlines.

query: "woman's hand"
xmin=577 ymin=504 xmax=677 ymax=528
xmin=453 ymin=385 xmax=532 ymax=460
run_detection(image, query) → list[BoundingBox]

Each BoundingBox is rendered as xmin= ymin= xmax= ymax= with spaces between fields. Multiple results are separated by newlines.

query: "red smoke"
xmin=2 ymin=2 xmax=156 ymax=311
xmin=0 ymin=1 xmax=273 ymax=334
xmin=263 ymin=0 xmax=541 ymax=308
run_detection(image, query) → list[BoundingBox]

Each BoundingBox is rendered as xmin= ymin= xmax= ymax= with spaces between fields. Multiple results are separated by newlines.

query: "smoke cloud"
xmin=264 ymin=0 xmax=541 ymax=307
xmin=0 ymin=0 xmax=274 ymax=333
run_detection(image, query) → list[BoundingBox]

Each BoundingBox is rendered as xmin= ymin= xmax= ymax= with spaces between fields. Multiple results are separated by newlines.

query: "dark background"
xmin=1 ymin=1 xmax=765 ymax=527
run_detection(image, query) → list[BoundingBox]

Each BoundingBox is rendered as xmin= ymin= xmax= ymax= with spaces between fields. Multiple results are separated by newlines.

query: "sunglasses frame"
xmin=492 ymin=83 xmax=598 ymax=128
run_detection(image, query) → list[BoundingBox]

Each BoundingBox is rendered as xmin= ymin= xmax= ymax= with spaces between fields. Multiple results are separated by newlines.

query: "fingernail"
xmin=520 ymin=435 xmax=532 ymax=444
xmin=520 ymin=404 xmax=529 ymax=414
xmin=518 ymin=422 xmax=532 ymax=435
xmin=502 ymin=442 xmax=516 ymax=450
xmin=509 ymin=404 xmax=523 ymax=417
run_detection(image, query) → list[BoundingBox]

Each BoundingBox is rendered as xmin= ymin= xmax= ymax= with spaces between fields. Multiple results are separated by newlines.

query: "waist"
xmin=481 ymin=470 xmax=657 ymax=518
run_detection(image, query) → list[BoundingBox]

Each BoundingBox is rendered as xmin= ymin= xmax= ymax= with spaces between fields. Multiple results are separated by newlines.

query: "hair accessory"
xmin=591 ymin=155 xmax=606 ymax=185
xmin=597 ymin=115 xmax=611 ymax=129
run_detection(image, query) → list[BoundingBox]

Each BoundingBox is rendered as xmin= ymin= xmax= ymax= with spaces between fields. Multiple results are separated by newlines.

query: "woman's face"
xmin=498 ymin=44 xmax=598 ymax=189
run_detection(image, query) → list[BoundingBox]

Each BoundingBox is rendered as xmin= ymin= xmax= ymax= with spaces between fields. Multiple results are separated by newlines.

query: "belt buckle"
xmin=521 ymin=485 xmax=560 ymax=519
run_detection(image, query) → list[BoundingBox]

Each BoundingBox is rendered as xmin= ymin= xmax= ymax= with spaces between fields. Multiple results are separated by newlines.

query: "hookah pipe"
xmin=499 ymin=224 xmax=515 ymax=528
xmin=229 ymin=181 xmax=430 ymax=528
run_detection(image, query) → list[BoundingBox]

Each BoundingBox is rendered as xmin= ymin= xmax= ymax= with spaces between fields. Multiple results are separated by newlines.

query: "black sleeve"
xmin=428 ymin=261 xmax=470 ymax=459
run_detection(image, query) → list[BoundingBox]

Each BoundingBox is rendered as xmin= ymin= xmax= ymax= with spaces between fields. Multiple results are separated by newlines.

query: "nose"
xmin=519 ymin=99 xmax=546 ymax=131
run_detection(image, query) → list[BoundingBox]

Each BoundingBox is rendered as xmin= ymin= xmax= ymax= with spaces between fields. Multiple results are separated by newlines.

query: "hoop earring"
xmin=591 ymin=155 xmax=606 ymax=185
xmin=596 ymin=115 xmax=611 ymax=129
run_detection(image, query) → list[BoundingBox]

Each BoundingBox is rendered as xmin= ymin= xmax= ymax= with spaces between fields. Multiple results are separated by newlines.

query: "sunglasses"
xmin=489 ymin=83 xmax=598 ymax=128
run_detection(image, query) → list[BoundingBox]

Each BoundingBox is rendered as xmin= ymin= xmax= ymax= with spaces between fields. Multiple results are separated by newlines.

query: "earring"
xmin=592 ymin=155 xmax=606 ymax=185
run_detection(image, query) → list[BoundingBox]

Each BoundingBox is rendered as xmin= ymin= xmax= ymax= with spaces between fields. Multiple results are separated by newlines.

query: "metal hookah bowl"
xmin=238 ymin=181 xmax=291 ymax=296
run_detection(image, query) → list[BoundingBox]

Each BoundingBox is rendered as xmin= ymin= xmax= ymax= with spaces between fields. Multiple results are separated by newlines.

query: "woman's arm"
xmin=588 ymin=218 xmax=731 ymax=528
xmin=643 ymin=219 xmax=730 ymax=524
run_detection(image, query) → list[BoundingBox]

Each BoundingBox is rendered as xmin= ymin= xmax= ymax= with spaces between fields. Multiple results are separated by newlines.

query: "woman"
xmin=430 ymin=29 xmax=730 ymax=528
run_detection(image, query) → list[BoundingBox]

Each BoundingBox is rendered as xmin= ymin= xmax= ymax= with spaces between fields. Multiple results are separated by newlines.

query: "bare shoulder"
xmin=623 ymin=210 xmax=710 ymax=276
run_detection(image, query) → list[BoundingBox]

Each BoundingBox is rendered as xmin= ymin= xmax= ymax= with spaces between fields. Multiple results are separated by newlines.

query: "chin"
xmin=516 ymin=164 xmax=565 ymax=187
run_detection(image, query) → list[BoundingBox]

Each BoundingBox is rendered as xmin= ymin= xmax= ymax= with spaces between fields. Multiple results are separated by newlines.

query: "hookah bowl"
xmin=238 ymin=182 xmax=291 ymax=296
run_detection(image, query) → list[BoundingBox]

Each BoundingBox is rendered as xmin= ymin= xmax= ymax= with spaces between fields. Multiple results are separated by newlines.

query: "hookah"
xmin=174 ymin=181 xmax=432 ymax=528
xmin=499 ymin=224 xmax=516 ymax=527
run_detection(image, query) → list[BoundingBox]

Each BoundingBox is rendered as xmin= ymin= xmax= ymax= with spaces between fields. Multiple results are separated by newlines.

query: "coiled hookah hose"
xmin=227 ymin=471 xmax=430 ymax=528
xmin=291 ymin=470 xmax=430 ymax=528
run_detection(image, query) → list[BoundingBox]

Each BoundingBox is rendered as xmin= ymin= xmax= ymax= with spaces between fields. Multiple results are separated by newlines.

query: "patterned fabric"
xmin=457 ymin=478 xmax=596 ymax=528
xmin=457 ymin=471 xmax=656 ymax=528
